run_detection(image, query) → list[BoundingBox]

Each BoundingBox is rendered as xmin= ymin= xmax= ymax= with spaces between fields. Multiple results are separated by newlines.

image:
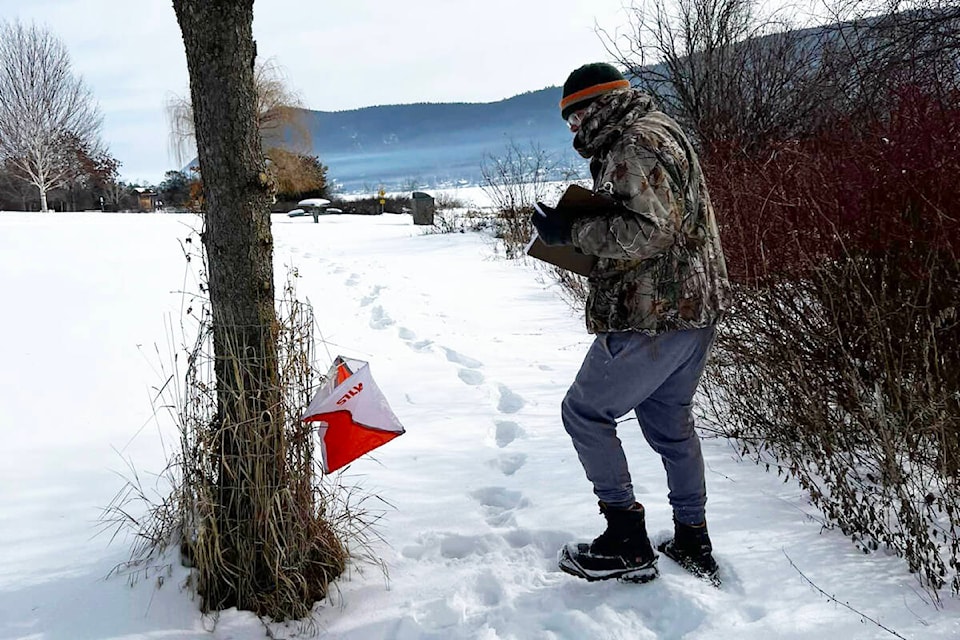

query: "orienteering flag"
xmin=302 ymin=356 xmax=405 ymax=473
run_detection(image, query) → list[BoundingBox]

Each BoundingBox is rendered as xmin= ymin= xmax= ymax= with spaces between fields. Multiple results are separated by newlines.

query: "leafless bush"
xmin=480 ymin=140 xmax=559 ymax=259
xmin=702 ymin=83 xmax=960 ymax=602
xmin=704 ymin=256 xmax=959 ymax=602
xmin=480 ymin=140 xmax=589 ymax=303
xmin=544 ymin=266 xmax=589 ymax=308
xmin=433 ymin=191 xmax=467 ymax=210
xmin=480 ymin=139 xmax=567 ymax=259
xmin=424 ymin=209 xmax=494 ymax=235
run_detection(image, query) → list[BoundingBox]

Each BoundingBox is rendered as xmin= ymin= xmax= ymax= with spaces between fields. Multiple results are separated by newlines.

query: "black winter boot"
xmin=558 ymin=502 xmax=659 ymax=583
xmin=658 ymin=519 xmax=720 ymax=586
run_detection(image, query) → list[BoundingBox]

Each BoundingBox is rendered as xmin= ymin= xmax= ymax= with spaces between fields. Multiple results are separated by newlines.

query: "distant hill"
xmin=288 ymin=15 xmax=880 ymax=195
xmin=298 ymin=87 xmax=586 ymax=193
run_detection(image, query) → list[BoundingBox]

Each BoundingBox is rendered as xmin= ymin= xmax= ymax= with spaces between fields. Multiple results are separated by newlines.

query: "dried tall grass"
xmin=101 ymin=246 xmax=386 ymax=623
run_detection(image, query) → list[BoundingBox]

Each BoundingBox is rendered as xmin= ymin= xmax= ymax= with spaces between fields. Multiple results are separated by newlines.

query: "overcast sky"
xmin=0 ymin=0 xmax=635 ymax=185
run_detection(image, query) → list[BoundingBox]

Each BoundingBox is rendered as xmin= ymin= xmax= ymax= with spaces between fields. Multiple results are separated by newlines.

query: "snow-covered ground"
xmin=1 ymin=210 xmax=958 ymax=639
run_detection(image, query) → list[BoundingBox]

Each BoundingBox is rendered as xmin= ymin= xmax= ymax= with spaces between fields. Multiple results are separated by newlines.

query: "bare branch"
xmin=783 ymin=550 xmax=909 ymax=639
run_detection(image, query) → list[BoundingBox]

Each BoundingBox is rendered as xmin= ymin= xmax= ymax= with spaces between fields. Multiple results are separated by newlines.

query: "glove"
xmin=531 ymin=204 xmax=574 ymax=246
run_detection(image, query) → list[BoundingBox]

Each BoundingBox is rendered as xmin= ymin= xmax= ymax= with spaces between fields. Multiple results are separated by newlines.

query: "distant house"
xmin=134 ymin=187 xmax=159 ymax=212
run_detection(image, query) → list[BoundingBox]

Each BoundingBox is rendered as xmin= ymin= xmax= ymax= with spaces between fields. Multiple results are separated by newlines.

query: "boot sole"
xmin=657 ymin=541 xmax=721 ymax=587
xmin=558 ymin=544 xmax=659 ymax=584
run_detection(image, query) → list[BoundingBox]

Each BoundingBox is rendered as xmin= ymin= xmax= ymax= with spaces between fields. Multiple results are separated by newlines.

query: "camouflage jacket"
xmin=569 ymin=89 xmax=730 ymax=335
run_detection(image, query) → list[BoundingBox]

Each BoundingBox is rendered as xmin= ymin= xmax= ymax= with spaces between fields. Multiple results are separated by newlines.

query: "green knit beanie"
xmin=560 ymin=62 xmax=630 ymax=120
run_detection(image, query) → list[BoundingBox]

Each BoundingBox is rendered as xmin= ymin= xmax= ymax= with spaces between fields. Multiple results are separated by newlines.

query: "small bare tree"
xmin=0 ymin=21 xmax=103 ymax=212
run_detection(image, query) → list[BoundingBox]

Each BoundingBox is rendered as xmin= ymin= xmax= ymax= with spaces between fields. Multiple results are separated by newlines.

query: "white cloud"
xmin=0 ymin=0 xmax=632 ymax=183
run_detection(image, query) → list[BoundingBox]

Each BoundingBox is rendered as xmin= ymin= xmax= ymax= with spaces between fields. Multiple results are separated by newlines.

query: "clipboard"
xmin=525 ymin=184 xmax=614 ymax=276
xmin=525 ymin=233 xmax=597 ymax=276
xmin=544 ymin=184 xmax=615 ymax=218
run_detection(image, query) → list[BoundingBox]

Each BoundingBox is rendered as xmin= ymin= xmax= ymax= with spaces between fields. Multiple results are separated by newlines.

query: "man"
xmin=531 ymin=62 xmax=731 ymax=584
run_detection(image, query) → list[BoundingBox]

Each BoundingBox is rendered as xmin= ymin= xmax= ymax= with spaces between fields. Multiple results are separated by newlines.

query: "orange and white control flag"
xmin=302 ymin=356 xmax=405 ymax=473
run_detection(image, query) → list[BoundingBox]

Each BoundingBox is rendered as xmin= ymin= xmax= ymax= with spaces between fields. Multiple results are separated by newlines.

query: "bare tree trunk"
xmin=173 ymin=0 xmax=283 ymax=612
xmin=38 ymin=187 xmax=48 ymax=212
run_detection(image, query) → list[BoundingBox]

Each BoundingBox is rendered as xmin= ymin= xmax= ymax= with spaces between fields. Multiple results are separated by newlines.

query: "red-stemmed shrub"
xmin=702 ymin=84 xmax=960 ymax=601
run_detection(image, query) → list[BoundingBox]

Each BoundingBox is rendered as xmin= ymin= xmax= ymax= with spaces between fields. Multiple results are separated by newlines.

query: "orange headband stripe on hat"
xmin=559 ymin=79 xmax=630 ymax=111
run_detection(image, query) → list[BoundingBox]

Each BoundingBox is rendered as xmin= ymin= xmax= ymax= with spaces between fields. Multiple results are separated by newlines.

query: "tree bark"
xmin=173 ymin=0 xmax=282 ymax=612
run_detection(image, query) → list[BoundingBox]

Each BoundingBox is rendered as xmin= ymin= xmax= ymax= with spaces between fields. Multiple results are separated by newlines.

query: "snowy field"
xmin=1 ymin=210 xmax=958 ymax=639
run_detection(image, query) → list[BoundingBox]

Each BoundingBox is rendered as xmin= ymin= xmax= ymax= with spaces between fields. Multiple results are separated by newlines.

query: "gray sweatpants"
xmin=561 ymin=326 xmax=716 ymax=526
